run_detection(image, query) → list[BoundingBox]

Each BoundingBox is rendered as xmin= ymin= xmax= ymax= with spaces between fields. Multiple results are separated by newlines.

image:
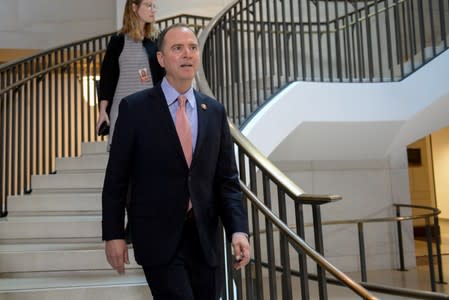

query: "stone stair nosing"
xmin=0 ymin=215 xmax=102 ymax=240
xmin=81 ymin=141 xmax=109 ymax=156
xmin=0 ymin=269 xmax=152 ymax=300
xmin=0 ymin=141 xmax=152 ymax=300
xmin=0 ymin=243 xmax=140 ymax=273
xmin=55 ymin=153 xmax=108 ymax=174
xmin=7 ymin=193 xmax=102 ymax=216
xmin=31 ymin=172 xmax=105 ymax=192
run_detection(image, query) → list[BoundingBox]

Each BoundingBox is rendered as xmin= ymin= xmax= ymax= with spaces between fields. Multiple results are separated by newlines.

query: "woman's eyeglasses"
xmin=142 ymin=2 xmax=157 ymax=11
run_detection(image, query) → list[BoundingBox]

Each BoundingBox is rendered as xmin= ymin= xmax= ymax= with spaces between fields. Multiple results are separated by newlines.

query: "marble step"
xmin=55 ymin=154 xmax=108 ymax=174
xmin=0 ymin=215 xmax=101 ymax=241
xmin=7 ymin=193 xmax=101 ymax=216
xmin=81 ymin=142 xmax=108 ymax=155
xmin=31 ymin=173 xmax=104 ymax=194
xmin=0 ymin=243 xmax=139 ymax=273
xmin=0 ymin=270 xmax=152 ymax=300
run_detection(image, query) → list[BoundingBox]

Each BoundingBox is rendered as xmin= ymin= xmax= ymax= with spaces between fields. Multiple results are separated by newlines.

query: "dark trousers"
xmin=142 ymin=218 xmax=219 ymax=300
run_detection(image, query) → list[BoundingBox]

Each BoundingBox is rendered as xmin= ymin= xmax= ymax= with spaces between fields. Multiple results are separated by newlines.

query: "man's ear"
xmin=156 ymin=51 xmax=165 ymax=67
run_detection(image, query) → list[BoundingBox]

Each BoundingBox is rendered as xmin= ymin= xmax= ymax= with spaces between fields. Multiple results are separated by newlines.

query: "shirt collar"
xmin=161 ymin=77 xmax=196 ymax=109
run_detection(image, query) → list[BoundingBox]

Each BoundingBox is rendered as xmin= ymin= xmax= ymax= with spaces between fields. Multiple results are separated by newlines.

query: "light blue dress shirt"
xmin=161 ymin=77 xmax=198 ymax=153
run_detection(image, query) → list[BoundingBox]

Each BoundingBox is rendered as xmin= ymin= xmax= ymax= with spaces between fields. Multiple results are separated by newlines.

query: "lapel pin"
xmin=201 ymin=104 xmax=207 ymax=110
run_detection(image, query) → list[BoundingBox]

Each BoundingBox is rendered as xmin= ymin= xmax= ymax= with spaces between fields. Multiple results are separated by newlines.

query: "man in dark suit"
xmin=102 ymin=23 xmax=250 ymax=299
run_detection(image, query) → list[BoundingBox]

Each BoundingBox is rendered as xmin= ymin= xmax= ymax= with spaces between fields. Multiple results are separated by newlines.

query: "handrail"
xmin=250 ymin=203 xmax=447 ymax=298
xmin=255 ymin=205 xmax=440 ymax=237
xmin=230 ymin=122 xmax=342 ymax=205
xmin=198 ymin=2 xmax=341 ymax=206
xmin=330 ymin=0 xmax=407 ymax=32
xmin=258 ymin=204 xmax=439 ymax=230
xmin=240 ymin=181 xmax=378 ymax=299
xmin=196 ymin=6 xmax=384 ymax=299
xmin=0 ymin=14 xmax=211 ymax=71
xmin=1 ymin=3 xmax=446 ymax=298
xmin=0 ymin=14 xmax=212 ymax=217
xmin=320 ymin=204 xmax=440 ymax=225
xmin=263 ymin=261 xmax=449 ymax=299
xmin=196 ymin=1 xmax=449 ymax=298
xmin=0 ymin=50 xmax=105 ymax=95
xmin=313 ymin=204 xmax=443 ymax=293
xmin=0 ymin=32 xmax=113 ymax=70
xmin=0 ymin=11 xmax=351 ymax=298
xmin=198 ymin=0 xmax=449 ymax=126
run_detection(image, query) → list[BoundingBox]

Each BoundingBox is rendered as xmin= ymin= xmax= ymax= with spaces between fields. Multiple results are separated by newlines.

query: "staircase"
xmin=0 ymin=142 xmax=152 ymax=300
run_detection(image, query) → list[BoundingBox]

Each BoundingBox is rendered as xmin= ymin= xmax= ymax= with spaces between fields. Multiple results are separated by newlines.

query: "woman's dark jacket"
xmin=98 ymin=33 xmax=165 ymax=114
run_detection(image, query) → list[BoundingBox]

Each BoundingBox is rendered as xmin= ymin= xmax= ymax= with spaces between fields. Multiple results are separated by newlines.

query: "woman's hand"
xmin=96 ymin=100 xmax=110 ymax=133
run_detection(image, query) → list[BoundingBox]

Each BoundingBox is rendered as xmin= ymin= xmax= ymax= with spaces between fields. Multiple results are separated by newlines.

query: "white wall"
xmin=432 ymin=127 xmax=449 ymax=219
xmin=0 ymin=0 xmax=116 ymax=49
xmin=116 ymin=0 xmax=126 ymax=30
xmin=241 ymin=50 xmax=449 ymax=272
xmin=152 ymin=0 xmax=232 ymax=19
xmin=0 ymin=0 xmax=232 ymax=50
xmin=114 ymin=0 xmax=232 ymax=28
xmin=243 ymin=50 xmax=449 ymax=161
xmin=407 ymin=137 xmax=436 ymax=226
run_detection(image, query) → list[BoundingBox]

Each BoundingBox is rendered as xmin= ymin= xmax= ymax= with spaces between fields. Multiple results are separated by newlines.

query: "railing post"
xmin=249 ymin=161 xmax=264 ymax=299
xmin=395 ymin=205 xmax=406 ymax=271
xmin=312 ymin=205 xmax=328 ymax=300
xmin=433 ymin=214 xmax=446 ymax=284
xmin=236 ymin=148 xmax=246 ymax=299
xmin=425 ymin=217 xmax=436 ymax=292
xmin=278 ymin=190 xmax=293 ymax=300
xmin=0 ymin=69 xmax=5 ymax=216
xmin=357 ymin=222 xmax=367 ymax=282
xmin=295 ymin=201 xmax=310 ymax=300
xmin=262 ymin=174 xmax=278 ymax=300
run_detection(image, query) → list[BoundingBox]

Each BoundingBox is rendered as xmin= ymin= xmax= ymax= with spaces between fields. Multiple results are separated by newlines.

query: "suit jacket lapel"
xmin=153 ymin=86 xmax=189 ymax=167
xmin=191 ymin=91 xmax=208 ymax=167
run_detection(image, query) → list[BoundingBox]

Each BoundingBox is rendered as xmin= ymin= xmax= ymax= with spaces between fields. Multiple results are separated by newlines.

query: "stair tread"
xmin=35 ymin=172 xmax=105 ymax=176
xmin=0 ymin=215 xmax=101 ymax=223
xmin=9 ymin=192 xmax=101 ymax=199
xmin=0 ymin=270 xmax=146 ymax=292
xmin=58 ymin=153 xmax=108 ymax=160
xmin=0 ymin=242 xmax=104 ymax=252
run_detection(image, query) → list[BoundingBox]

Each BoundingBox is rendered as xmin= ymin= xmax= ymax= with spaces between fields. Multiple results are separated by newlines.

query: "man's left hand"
xmin=231 ymin=233 xmax=250 ymax=270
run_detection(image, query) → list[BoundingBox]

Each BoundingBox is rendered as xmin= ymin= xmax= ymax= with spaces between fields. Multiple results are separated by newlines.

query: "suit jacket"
xmin=102 ymin=84 xmax=249 ymax=267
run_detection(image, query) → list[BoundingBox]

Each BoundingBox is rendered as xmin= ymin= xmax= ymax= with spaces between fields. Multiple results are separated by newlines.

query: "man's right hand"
xmin=105 ymin=239 xmax=129 ymax=274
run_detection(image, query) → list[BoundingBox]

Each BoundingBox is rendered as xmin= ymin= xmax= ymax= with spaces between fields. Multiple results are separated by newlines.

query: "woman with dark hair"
xmin=96 ymin=0 xmax=164 ymax=147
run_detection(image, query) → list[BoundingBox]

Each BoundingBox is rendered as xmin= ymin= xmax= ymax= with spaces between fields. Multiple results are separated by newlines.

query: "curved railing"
xmin=0 ymin=11 xmax=356 ymax=298
xmin=200 ymin=0 xmax=449 ymax=125
xmin=244 ymin=190 xmax=449 ymax=299
xmin=1 ymin=3 xmax=446 ymax=299
xmin=231 ymin=121 xmax=350 ymax=299
xmin=320 ymin=204 xmax=444 ymax=292
xmin=253 ymin=203 xmax=447 ymax=298
xmin=240 ymin=182 xmax=376 ymax=299
xmin=0 ymin=14 xmax=211 ymax=216
xmin=196 ymin=0 xmax=449 ymax=298
xmin=197 ymin=21 xmax=377 ymax=298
